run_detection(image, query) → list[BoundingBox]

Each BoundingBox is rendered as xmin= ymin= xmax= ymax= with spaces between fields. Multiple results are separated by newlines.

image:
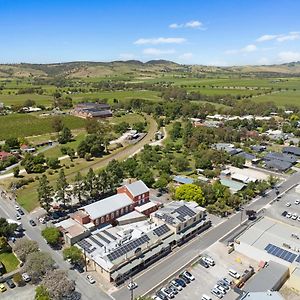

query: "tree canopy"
xmin=175 ymin=183 xmax=205 ymax=206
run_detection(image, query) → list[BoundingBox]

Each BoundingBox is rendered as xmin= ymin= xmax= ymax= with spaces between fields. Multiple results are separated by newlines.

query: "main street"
xmin=111 ymin=171 xmax=300 ymax=300
xmin=0 ymin=194 xmax=112 ymax=300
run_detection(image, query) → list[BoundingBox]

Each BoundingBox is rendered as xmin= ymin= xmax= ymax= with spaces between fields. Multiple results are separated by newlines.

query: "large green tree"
xmin=38 ymin=175 xmax=53 ymax=212
xmin=56 ymin=169 xmax=68 ymax=206
xmin=63 ymin=246 xmax=83 ymax=264
xmin=175 ymin=183 xmax=205 ymax=206
xmin=41 ymin=227 xmax=61 ymax=246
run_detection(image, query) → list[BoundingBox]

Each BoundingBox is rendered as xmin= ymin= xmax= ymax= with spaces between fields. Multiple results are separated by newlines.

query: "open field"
xmin=254 ymin=89 xmax=300 ymax=107
xmin=0 ymin=93 xmax=53 ymax=106
xmin=0 ymin=252 xmax=19 ymax=273
xmin=0 ymin=114 xmax=86 ymax=140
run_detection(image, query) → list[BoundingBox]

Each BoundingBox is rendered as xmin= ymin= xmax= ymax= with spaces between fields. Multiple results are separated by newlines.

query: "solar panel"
xmin=264 ymin=243 xmax=297 ymax=263
xmin=153 ymin=224 xmax=170 ymax=237
xmin=107 ymin=235 xmax=150 ymax=261
xmin=96 ymin=233 xmax=110 ymax=244
xmin=89 ymin=235 xmax=104 ymax=247
xmin=296 ymin=255 xmax=300 ymax=263
xmin=175 ymin=205 xmax=196 ymax=220
xmin=102 ymin=230 xmax=117 ymax=240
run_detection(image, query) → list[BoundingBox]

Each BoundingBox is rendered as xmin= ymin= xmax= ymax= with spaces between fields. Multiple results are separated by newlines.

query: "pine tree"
xmin=37 ymin=175 xmax=53 ymax=212
xmin=56 ymin=169 xmax=68 ymax=207
xmin=73 ymin=172 xmax=84 ymax=204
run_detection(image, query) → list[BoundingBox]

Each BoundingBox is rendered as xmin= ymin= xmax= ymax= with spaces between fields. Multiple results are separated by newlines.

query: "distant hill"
xmin=0 ymin=60 xmax=300 ymax=79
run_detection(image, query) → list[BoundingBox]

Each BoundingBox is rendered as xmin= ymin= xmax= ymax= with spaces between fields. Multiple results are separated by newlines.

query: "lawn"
xmin=0 ymin=93 xmax=53 ymax=106
xmin=0 ymin=252 xmax=19 ymax=273
xmin=0 ymin=114 xmax=87 ymax=140
xmin=254 ymin=89 xmax=300 ymax=107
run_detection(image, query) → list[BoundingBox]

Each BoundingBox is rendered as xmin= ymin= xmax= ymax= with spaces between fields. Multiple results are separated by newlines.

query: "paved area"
xmin=0 ymin=284 xmax=35 ymax=300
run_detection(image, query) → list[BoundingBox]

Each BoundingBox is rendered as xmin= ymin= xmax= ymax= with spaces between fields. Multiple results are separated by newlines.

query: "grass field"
xmin=254 ymin=89 xmax=300 ymax=107
xmin=0 ymin=252 xmax=19 ymax=273
xmin=0 ymin=114 xmax=86 ymax=140
xmin=0 ymin=93 xmax=53 ymax=106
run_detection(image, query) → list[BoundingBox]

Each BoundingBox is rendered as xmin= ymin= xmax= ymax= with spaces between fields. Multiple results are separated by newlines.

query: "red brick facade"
xmin=117 ymin=186 xmax=149 ymax=206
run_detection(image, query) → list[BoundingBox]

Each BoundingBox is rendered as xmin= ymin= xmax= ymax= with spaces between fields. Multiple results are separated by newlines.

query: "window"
xmin=116 ymin=210 xmax=119 ymax=217
xmin=101 ymin=217 xmax=104 ymax=223
xmin=125 ymin=206 xmax=128 ymax=212
xmin=111 ymin=212 xmax=114 ymax=219
xmin=95 ymin=218 xmax=99 ymax=225
xmin=106 ymin=215 xmax=109 ymax=221
xmin=121 ymin=208 xmax=124 ymax=214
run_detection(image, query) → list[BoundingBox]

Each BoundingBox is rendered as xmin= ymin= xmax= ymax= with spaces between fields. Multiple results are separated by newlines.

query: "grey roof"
xmin=124 ymin=180 xmax=149 ymax=197
xmin=237 ymin=152 xmax=256 ymax=161
xmin=265 ymin=159 xmax=292 ymax=171
xmin=239 ymin=291 xmax=284 ymax=300
xmin=244 ymin=261 xmax=289 ymax=293
xmin=282 ymin=146 xmax=300 ymax=156
xmin=264 ymin=152 xmax=297 ymax=163
xmin=251 ymin=145 xmax=266 ymax=152
xmin=82 ymin=194 xmax=133 ymax=220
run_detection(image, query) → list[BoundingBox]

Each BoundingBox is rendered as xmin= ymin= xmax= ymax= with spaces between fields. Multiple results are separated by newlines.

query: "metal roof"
xmin=124 ymin=180 xmax=149 ymax=197
xmin=220 ymin=178 xmax=245 ymax=193
xmin=265 ymin=159 xmax=292 ymax=171
xmin=173 ymin=176 xmax=194 ymax=184
xmin=282 ymin=146 xmax=300 ymax=156
xmin=82 ymin=194 xmax=133 ymax=220
xmin=244 ymin=261 xmax=288 ymax=293
xmin=264 ymin=152 xmax=297 ymax=163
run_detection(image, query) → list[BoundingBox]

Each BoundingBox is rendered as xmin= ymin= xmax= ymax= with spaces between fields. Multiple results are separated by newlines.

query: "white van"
xmin=203 ymin=256 xmax=215 ymax=266
xmin=202 ymin=294 xmax=212 ymax=300
xmin=228 ymin=269 xmax=241 ymax=279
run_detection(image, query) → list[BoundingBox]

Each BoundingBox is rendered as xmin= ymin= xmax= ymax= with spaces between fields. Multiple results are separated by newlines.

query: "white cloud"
xmin=256 ymin=31 xmax=300 ymax=43
xmin=169 ymin=20 xmax=204 ymax=29
xmin=256 ymin=34 xmax=278 ymax=42
xmin=277 ymin=32 xmax=300 ymax=42
xmin=257 ymin=57 xmax=270 ymax=64
xmin=143 ymin=48 xmax=175 ymax=56
xmin=134 ymin=37 xmax=186 ymax=45
xmin=225 ymin=44 xmax=257 ymax=55
xmin=278 ymin=51 xmax=300 ymax=63
xmin=119 ymin=53 xmax=135 ymax=60
xmin=178 ymin=52 xmax=193 ymax=60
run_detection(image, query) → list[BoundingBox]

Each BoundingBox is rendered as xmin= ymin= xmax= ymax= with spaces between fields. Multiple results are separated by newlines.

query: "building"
xmin=0 ymin=151 xmax=12 ymax=161
xmin=220 ymin=178 xmax=245 ymax=193
xmin=71 ymin=102 xmax=112 ymax=119
xmin=264 ymin=152 xmax=297 ymax=164
xmin=286 ymin=267 xmax=300 ymax=292
xmin=76 ymin=201 xmax=210 ymax=284
xmin=173 ymin=175 xmax=194 ymax=185
xmin=244 ymin=261 xmax=289 ymax=293
xmin=238 ymin=291 xmax=284 ymax=300
xmin=134 ymin=201 xmax=158 ymax=216
xmin=251 ymin=145 xmax=266 ymax=153
xmin=117 ymin=180 xmax=150 ymax=206
xmin=236 ymin=152 xmax=256 ymax=161
xmin=20 ymin=144 xmax=36 ymax=153
xmin=282 ymin=146 xmax=300 ymax=156
xmin=264 ymin=159 xmax=292 ymax=172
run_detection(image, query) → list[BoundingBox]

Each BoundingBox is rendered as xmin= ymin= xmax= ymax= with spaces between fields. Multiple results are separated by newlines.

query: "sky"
xmin=0 ymin=0 xmax=300 ymax=65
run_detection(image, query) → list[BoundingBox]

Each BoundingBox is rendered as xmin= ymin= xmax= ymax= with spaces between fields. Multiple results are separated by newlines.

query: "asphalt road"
xmin=111 ymin=171 xmax=300 ymax=300
xmin=0 ymin=194 xmax=112 ymax=300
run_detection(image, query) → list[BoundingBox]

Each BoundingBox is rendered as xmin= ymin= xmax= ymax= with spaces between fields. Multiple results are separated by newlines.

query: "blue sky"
xmin=0 ymin=0 xmax=299 ymax=65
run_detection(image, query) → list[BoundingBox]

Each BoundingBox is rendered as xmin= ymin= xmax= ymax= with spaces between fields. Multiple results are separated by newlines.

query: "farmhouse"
xmin=0 ymin=151 xmax=12 ymax=161
xmin=71 ymin=102 xmax=112 ymax=119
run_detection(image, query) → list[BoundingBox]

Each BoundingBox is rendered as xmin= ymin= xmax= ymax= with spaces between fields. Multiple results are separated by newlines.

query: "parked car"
xmin=16 ymin=213 xmax=21 ymax=220
xmin=222 ymin=277 xmax=232 ymax=286
xmin=17 ymin=209 xmax=25 ymax=215
xmin=202 ymin=256 xmax=215 ymax=266
xmin=170 ymin=279 xmax=183 ymax=291
xmin=127 ymin=282 xmax=137 ymax=290
xmin=286 ymin=212 xmax=292 ymax=218
xmin=22 ymin=273 xmax=31 ymax=282
xmin=167 ymin=284 xmax=178 ymax=295
xmin=286 ymin=202 xmax=291 ymax=207
xmin=211 ymin=288 xmax=223 ymax=298
xmin=15 ymin=204 xmax=20 ymax=210
xmin=228 ymin=269 xmax=241 ymax=279
xmin=174 ymin=278 xmax=186 ymax=288
xmin=86 ymin=275 xmax=95 ymax=284
xmin=73 ymin=263 xmax=84 ymax=273
xmin=0 ymin=283 xmax=6 ymax=292
xmin=29 ymin=219 xmax=36 ymax=226
xmin=156 ymin=290 xmax=168 ymax=300
xmin=199 ymin=258 xmax=209 ymax=268
xmin=298 ymin=216 xmax=300 ymax=222
xmin=6 ymin=279 xmax=16 ymax=289
xmin=182 ymin=270 xmax=195 ymax=281
xmin=295 ymin=200 xmax=300 ymax=205
xmin=202 ymin=294 xmax=212 ymax=300
xmin=281 ymin=211 xmax=287 ymax=217
xmin=214 ymin=284 xmax=226 ymax=295
xmin=161 ymin=287 xmax=174 ymax=299
xmin=292 ymin=213 xmax=298 ymax=220
xmin=179 ymin=273 xmax=190 ymax=284
xmin=217 ymin=280 xmax=229 ymax=290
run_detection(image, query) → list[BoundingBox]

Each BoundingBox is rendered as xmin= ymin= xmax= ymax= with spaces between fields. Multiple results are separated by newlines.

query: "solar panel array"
xmin=89 ymin=235 xmax=104 ymax=247
xmin=77 ymin=240 xmax=96 ymax=254
xmin=103 ymin=230 xmax=117 ymax=240
xmin=264 ymin=243 xmax=297 ymax=263
xmin=107 ymin=235 xmax=150 ymax=261
xmin=175 ymin=205 xmax=196 ymax=218
xmin=296 ymin=255 xmax=300 ymax=263
xmin=153 ymin=224 xmax=170 ymax=237
xmin=96 ymin=233 xmax=111 ymax=244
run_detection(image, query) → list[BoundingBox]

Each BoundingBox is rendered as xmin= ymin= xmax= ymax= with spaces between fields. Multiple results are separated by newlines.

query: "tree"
xmin=23 ymin=251 xmax=55 ymax=283
xmin=38 ymin=175 xmax=53 ymax=212
xmin=51 ymin=117 xmax=64 ymax=133
xmin=35 ymin=285 xmax=51 ymax=300
xmin=73 ymin=172 xmax=84 ymax=204
xmin=56 ymin=169 xmax=68 ymax=206
xmin=41 ymin=270 xmax=75 ymax=300
xmin=0 ymin=218 xmax=18 ymax=238
xmin=41 ymin=227 xmax=61 ymax=246
xmin=175 ymin=184 xmax=205 ymax=206
xmin=13 ymin=166 xmax=20 ymax=178
xmin=46 ymin=157 xmax=60 ymax=169
xmin=63 ymin=246 xmax=83 ymax=264
xmin=267 ymin=175 xmax=279 ymax=187
xmin=132 ymin=121 xmax=146 ymax=132
xmin=13 ymin=272 xmax=25 ymax=287
xmin=0 ymin=236 xmax=10 ymax=252
xmin=173 ymin=155 xmax=189 ymax=172
xmin=85 ymin=119 xmax=100 ymax=134
xmin=5 ymin=137 xmax=20 ymax=149
xmin=14 ymin=238 xmax=39 ymax=262
xmin=58 ymin=127 xmax=72 ymax=144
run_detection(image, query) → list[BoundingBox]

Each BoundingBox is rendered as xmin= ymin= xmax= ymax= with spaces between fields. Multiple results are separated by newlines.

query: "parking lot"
xmin=153 ymin=242 xmax=257 ymax=300
xmin=0 ymin=284 xmax=35 ymax=300
xmin=266 ymin=188 xmax=300 ymax=227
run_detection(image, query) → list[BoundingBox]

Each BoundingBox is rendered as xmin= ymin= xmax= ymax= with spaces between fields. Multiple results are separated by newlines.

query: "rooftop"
xmin=135 ymin=201 xmax=157 ymax=212
xmin=173 ymin=175 xmax=194 ymax=185
xmin=239 ymin=291 xmax=284 ymax=300
xmin=123 ymin=180 xmax=149 ymax=197
xmin=220 ymin=178 xmax=245 ymax=193
xmin=264 ymin=152 xmax=297 ymax=164
xmin=81 ymin=194 xmax=133 ymax=220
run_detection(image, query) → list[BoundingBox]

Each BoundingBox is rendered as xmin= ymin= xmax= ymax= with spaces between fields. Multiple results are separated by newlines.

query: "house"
xmin=264 ymin=152 xmax=297 ymax=164
xmin=236 ymin=152 xmax=256 ymax=161
xmin=282 ymin=146 xmax=300 ymax=156
xmin=0 ymin=151 xmax=12 ymax=161
xmin=173 ymin=175 xmax=194 ymax=185
xmin=251 ymin=145 xmax=266 ymax=152
xmin=20 ymin=144 xmax=36 ymax=153
xmin=265 ymin=160 xmax=292 ymax=172
xmin=71 ymin=102 xmax=112 ymax=119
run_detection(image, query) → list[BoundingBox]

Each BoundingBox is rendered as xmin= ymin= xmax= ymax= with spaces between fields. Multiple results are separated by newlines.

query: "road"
xmin=0 ymin=194 xmax=112 ymax=300
xmin=111 ymin=171 xmax=300 ymax=300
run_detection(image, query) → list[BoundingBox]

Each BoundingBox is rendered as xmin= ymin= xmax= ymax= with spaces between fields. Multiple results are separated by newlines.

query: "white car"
xmin=22 ymin=273 xmax=31 ymax=282
xmin=228 ymin=269 xmax=241 ymax=279
xmin=297 ymin=216 xmax=300 ymax=222
xmin=286 ymin=212 xmax=292 ymax=218
xmin=183 ymin=270 xmax=195 ymax=281
xmin=86 ymin=275 xmax=95 ymax=284
xmin=161 ymin=287 xmax=175 ymax=299
xmin=215 ymin=284 xmax=226 ymax=295
xmin=286 ymin=202 xmax=291 ymax=207
xmin=127 ymin=282 xmax=137 ymax=290
xmin=15 ymin=204 xmax=20 ymax=210
xmin=295 ymin=200 xmax=300 ymax=205
xmin=292 ymin=214 xmax=298 ymax=220
xmin=16 ymin=213 xmax=21 ymax=220
xmin=202 ymin=256 xmax=215 ymax=266
xmin=171 ymin=280 xmax=183 ymax=291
